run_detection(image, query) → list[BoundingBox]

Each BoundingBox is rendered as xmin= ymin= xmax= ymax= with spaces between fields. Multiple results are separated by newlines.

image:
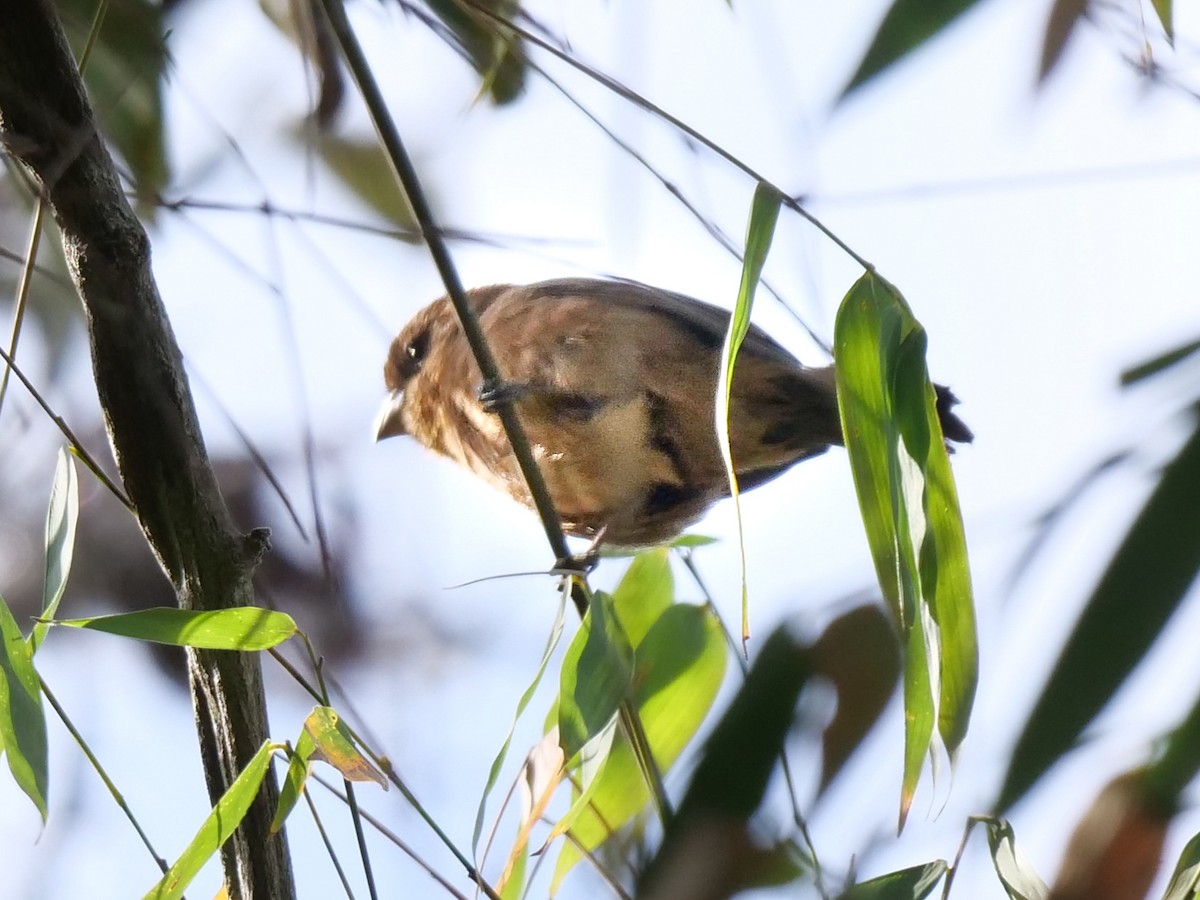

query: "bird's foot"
xmin=478 ymin=378 xmax=533 ymax=413
xmin=553 ymin=526 xmax=607 ymax=578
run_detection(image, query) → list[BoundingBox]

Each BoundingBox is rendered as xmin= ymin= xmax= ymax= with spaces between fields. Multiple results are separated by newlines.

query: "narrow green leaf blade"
xmin=1121 ymin=336 xmax=1200 ymax=385
xmin=900 ymin=613 xmax=934 ymax=831
xmin=0 ymin=595 xmax=48 ymax=821
xmin=272 ymin=725 xmax=317 ymax=834
xmin=674 ymin=622 xmax=807 ymax=819
xmin=51 ymin=607 xmax=297 ymax=651
xmin=32 ymin=447 xmax=79 ymax=653
xmin=998 ymin=418 xmax=1200 ymax=811
xmin=144 ymin=741 xmax=277 ymax=900
xmin=842 ymin=0 xmax=986 ymax=98
xmin=837 ymin=860 xmax=948 ymax=899
xmin=1152 ymin=0 xmax=1174 ymax=43
xmin=717 ymin=182 xmax=783 ymax=632
xmin=894 ymin=323 xmax=976 ymax=756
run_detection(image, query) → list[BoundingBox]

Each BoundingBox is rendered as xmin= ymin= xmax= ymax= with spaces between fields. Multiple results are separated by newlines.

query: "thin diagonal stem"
xmin=316 ymin=0 xmax=575 ymax=583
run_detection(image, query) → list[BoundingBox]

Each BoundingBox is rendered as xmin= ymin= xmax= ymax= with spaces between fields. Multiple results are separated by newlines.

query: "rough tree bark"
xmin=0 ymin=2 xmax=296 ymax=897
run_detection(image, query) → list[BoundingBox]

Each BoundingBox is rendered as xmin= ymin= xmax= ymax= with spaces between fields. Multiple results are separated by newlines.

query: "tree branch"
xmin=0 ymin=3 xmax=295 ymax=897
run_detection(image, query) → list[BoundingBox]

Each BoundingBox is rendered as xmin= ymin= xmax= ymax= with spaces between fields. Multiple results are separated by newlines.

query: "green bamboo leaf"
xmin=610 ymin=548 xmax=673 ymax=647
xmin=900 ymin=614 xmax=934 ymax=830
xmin=50 ymin=607 xmax=297 ymax=651
xmin=673 ymin=623 xmax=807 ymax=819
xmin=143 ymin=741 xmax=278 ymax=900
xmin=552 ymin=602 xmax=726 ymax=892
xmin=558 ymin=591 xmax=632 ymax=761
xmin=0 ymin=595 xmax=48 ymax=821
xmin=31 ymin=448 xmax=79 ymax=653
xmin=1121 ymin=336 xmax=1200 ymax=385
xmin=998 ymin=418 xmax=1200 ymax=811
xmin=1152 ymin=0 xmax=1174 ymax=43
xmin=717 ymin=182 xmax=783 ymax=633
xmin=841 ymin=0 xmax=986 ymax=98
xmin=272 ymin=725 xmax=317 ymax=835
xmin=834 ymin=271 xmax=977 ymax=825
xmin=836 ymin=860 xmax=947 ymax=899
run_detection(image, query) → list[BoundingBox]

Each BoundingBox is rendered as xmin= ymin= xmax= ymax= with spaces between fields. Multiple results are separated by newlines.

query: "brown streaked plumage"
xmin=375 ymin=278 xmax=971 ymax=546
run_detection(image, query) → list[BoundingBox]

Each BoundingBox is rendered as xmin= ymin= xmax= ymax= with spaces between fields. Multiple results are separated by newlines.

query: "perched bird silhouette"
xmin=375 ymin=278 xmax=971 ymax=546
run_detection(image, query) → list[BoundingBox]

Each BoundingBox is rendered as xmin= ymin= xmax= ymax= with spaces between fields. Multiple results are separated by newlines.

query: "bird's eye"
xmin=403 ymin=330 xmax=430 ymax=372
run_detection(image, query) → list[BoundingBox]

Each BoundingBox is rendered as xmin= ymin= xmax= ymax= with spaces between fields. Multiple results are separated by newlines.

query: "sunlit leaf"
xmin=272 ymin=725 xmax=317 ymax=835
xmin=610 ymin=548 xmax=673 ymax=648
xmin=143 ymin=741 xmax=278 ymax=900
xmin=670 ymin=534 xmax=718 ymax=548
xmin=0 ymin=595 xmax=48 ymax=821
xmin=836 ymin=860 xmax=947 ymax=899
xmin=841 ymin=0 xmax=986 ymax=99
xmin=50 ymin=607 xmax=297 ymax=651
xmin=834 ymin=271 xmax=977 ymax=826
xmin=552 ymin=599 xmax=726 ymax=892
xmin=31 ymin=447 xmax=79 ymax=653
xmin=998 ymin=418 xmax=1200 ymax=811
xmin=558 ymin=590 xmax=632 ymax=762
xmin=718 ymin=182 xmax=783 ymax=638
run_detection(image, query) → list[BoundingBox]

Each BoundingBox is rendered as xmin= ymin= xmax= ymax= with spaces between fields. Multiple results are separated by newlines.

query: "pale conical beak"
xmin=373 ymin=391 xmax=407 ymax=442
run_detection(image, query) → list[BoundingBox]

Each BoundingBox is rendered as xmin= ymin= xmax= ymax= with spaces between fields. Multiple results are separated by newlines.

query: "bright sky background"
xmin=3 ymin=0 xmax=1200 ymax=897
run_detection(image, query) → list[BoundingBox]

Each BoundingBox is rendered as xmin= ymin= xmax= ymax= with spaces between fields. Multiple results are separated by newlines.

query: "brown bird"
xmin=375 ymin=278 xmax=971 ymax=547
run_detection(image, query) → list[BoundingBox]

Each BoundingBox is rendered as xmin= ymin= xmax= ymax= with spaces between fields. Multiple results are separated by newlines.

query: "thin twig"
xmin=39 ymin=675 xmax=170 ymax=875
xmin=311 ymin=773 xmax=488 ymax=900
xmin=0 ymin=342 xmax=132 ymax=511
xmin=316 ymin=0 xmax=575 ymax=580
xmin=303 ymin=786 xmax=359 ymax=899
xmin=454 ymin=0 xmax=873 ymax=273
